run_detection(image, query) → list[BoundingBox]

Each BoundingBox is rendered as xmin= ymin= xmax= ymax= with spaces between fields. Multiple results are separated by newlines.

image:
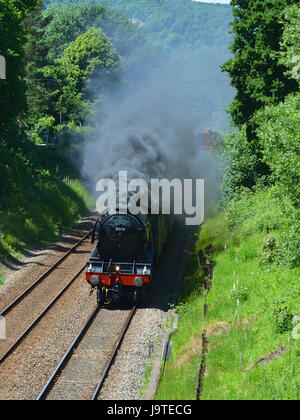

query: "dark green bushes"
xmin=0 ymin=136 xmax=94 ymax=259
xmin=219 ymin=127 xmax=268 ymax=197
xmin=256 ymin=93 xmax=300 ymax=207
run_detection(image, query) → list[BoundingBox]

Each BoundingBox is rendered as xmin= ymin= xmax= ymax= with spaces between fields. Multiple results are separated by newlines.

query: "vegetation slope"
xmin=156 ymin=0 xmax=300 ymax=400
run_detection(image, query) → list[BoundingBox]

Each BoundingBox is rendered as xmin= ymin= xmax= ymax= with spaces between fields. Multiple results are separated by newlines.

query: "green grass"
xmin=155 ymin=250 xmax=206 ymax=400
xmin=0 ymin=178 xmax=95 ymax=262
xmin=155 ymin=187 xmax=300 ymax=400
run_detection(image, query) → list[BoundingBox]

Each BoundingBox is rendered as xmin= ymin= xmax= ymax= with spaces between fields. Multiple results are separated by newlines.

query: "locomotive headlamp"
xmin=90 ymin=275 xmax=100 ymax=286
xmin=134 ymin=277 xmax=144 ymax=287
xmin=115 ymin=265 xmax=120 ymax=272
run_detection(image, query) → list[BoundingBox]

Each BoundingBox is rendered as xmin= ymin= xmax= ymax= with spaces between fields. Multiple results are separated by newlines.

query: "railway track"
xmin=0 ymin=229 xmax=92 ymax=317
xmin=36 ymin=305 xmax=137 ymax=400
xmin=0 ymin=220 xmax=194 ymax=401
xmin=0 ymin=228 xmax=93 ymax=365
xmin=91 ymin=306 xmax=136 ymax=401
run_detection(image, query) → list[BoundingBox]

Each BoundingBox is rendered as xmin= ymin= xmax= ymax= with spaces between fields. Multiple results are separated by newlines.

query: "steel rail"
xmin=91 ymin=305 xmax=137 ymax=400
xmin=36 ymin=305 xmax=136 ymax=401
xmin=0 ymin=264 xmax=86 ymax=366
xmin=36 ymin=304 xmax=101 ymax=401
xmin=0 ymin=229 xmax=92 ymax=318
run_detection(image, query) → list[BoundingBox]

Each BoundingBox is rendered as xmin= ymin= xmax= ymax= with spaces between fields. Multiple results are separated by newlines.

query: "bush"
xmin=57 ymin=125 xmax=95 ymax=166
xmin=280 ymin=216 xmax=300 ymax=268
xmin=224 ymin=186 xmax=300 ymax=268
xmin=273 ymin=306 xmax=294 ymax=334
xmin=0 ymin=134 xmax=94 ymax=259
xmin=29 ymin=115 xmax=57 ymax=145
xmin=256 ymin=93 xmax=300 ymax=207
xmin=219 ymin=126 xmax=266 ymax=198
xmin=230 ymin=286 xmax=249 ymax=303
xmin=260 ymin=237 xmax=277 ymax=264
xmin=226 ymin=187 xmax=292 ymax=238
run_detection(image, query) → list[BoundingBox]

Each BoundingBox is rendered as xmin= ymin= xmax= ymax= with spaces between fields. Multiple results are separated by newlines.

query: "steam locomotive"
xmin=86 ymin=211 xmax=171 ymax=304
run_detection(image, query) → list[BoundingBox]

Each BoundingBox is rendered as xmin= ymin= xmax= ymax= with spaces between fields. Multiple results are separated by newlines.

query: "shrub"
xmin=226 ymin=186 xmax=292 ymax=238
xmin=219 ymin=126 xmax=267 ymax=198
xmin=273 ymin=306 xmax=294 ymax=334
xmin=30 ymin=115 xmax=57 ymax=145
xmin=260 ymin=237 xmax=277 ymax=264
xmin=279 ymin=217 xmax=300 ymax=268
xmin=256 ymin=93 xmax=300 ymax=207
xmin=230 ymin=286 xmax=249 ymax=303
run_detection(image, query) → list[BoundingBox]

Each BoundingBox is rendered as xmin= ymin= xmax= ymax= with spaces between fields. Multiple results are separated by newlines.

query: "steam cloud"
xmin=80 ymin=42 xmax=233 ymax=215
xmin=82 ymin=66 xmax=220 ymax=192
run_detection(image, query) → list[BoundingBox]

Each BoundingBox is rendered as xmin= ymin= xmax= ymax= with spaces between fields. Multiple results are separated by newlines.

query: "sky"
xmin=193 ymin=0 xmax=230 ymax=4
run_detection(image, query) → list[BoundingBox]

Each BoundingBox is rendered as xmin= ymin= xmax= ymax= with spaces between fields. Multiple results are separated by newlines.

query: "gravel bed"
xmin=46 ymin=307 xmax=132 ymax=400
xmin=0 ymin=238 xmax=92 ymax=359
xmin=0 ymin=215 xmax=97 ymax=312
xmin=98 ymin=307 xmax=168 ymax=400
xmin=0 ymin=219 xmax=196 ymax=400
xmin=0 ymin=272 xmax=98 ymax=400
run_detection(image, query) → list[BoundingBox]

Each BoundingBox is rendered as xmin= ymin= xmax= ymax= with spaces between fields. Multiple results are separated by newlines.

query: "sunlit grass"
xmin=155 ymin=188 xmax=300 ymax=400
xmin=0 ymin=179 xmax=95 ymax=263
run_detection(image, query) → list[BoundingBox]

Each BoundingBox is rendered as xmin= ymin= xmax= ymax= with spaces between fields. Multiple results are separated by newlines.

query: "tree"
xmin=42 ymin=3 xmax=148 ymax=61
xmin=12 ymin=0 xmax=38 ymax=15
xmin=24 ymin=3 xmax=151 ymax=122
xmin=44 ymin=27 xmax=120 ymax=122
xmin=24 ymin=1 xmax=54 ymax=120
xmin=44 ymin=0 xmax=233 ymax=55
xmin=0 ymin=0 xmax=40 ymax=146
xmin=222 ymin=0 xmax=298 ymax=128
xmin=280 ymin=4 xmax=300 ymax=84
xmin=0 ymin=0 xmax=40 ymax=200
xmin=0 ymin=0 xmax=26 ymax=140
xmin=256 ymin=93 xmax=300 ymax=206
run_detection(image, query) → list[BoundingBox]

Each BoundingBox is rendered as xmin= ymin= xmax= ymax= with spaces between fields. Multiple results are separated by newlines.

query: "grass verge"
xmin=0 ymin=178 xmax=95 ymax=261
xmin=155 ymin=187 xmax=300 ymax=400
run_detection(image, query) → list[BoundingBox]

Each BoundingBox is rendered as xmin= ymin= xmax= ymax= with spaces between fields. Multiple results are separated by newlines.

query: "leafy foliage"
xmin=230 ymin=286 xmax=249 ymax=303
xmin=43 ymin=2 xmax=148 ymax=61
xmin=44 ymin=0 xmax=233 ymax=54
xmin=0 ymin=0 xmax=40 ymax=204
xmin=280 ymin=4 xmax=300 ymax=83
xmin=0 ymin=0 xmax=38 ymax=142
xmin=256 ymin=93 xmax=300 ymax=206
xmin=279 ymin=214 xmax=300 ymax=268
xmin=225 ymin=186 xmax=300 ymax=268
xmin=24 ymin=2 xmax=151 ymax=122
xmin=222 ymin=0 xmax=298 ymax=128
xmin=0 ymin=1 xmax=95 ymax=259
xmin=260 ymin=237 xmax=277 ymax=264
xmin=221 ymin=1 xmax=300 ymax=197
xmin=218 ymin=126 xmax=268 ymax=196
xmin=43 ymin=27 xmax=120 ymax=122
xmin=273 ymin=306 xmax=294 ymax=334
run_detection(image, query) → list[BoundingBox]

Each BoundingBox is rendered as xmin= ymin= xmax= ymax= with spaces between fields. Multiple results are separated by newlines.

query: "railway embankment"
xmin=0 ymin=178 xmax=94 ymax=285
xmin=155 ymin=187 xmax=300 ymax=400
